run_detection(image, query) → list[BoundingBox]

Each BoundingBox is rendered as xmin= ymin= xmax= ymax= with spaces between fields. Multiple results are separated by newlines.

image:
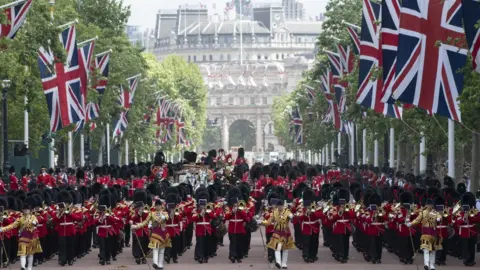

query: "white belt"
xmin=98 ymin=225 xmax=111 ymax=228
xmin=166 ymin=224 xmax=179 ymax=227
xmin=230 ymin=219 xmax=243 ymax=222
xmin=252 ymin=189 xmax=262 ymax=192
xmin=372 ymin=223 xmax=383 ymax=226
xmin=197 ymin=222 xmax=210 ymax=225
xmin=337 ymin=220 xmax=349 ymax=223
xmin=302 ymin=221 xmax=317 ymax=224
xmin=37 ymin=224 xmax=44 ymax=227
xmin=437 ymin=225 xmax=448 ymax=228
xmin=459 ymin=225 xmax=474 ymax=228
xmin=60 ymin=222 xmax=73 ymax=225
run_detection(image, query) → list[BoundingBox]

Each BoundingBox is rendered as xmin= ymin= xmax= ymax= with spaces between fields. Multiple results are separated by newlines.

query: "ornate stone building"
xmin=154 ymin=4 xmax=321 ymax=153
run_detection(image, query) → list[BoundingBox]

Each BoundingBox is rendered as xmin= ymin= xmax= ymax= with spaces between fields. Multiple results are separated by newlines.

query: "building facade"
xmin=154 ymin=4 xmax=321 ymax=154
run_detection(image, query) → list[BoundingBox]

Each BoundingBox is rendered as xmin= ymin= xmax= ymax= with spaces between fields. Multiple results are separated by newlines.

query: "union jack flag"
xmin=93 ymin=51 xmax=111 ymax=95
xmin=337 ymin=44 xmax=355 ymax=74
xmin=290 ymin=107 xmax=303 ymax=144
xmin=118 ymin=76 xmax=139 ymax=110
xmin=78 ymin=39 xmax=95 ymax=109
xmin=176 ymin=117 xmax=187 ymax=145
xmin=320 ymin=78 xmax=341 ymax=130
xmin=74 ymin=102 xmax=100 ymax=132
xmin=156 ymin=98 xmax=171 ymax=140
xmin=345 ymin=23 xmax=361 ymax=54
xmin=38 ymin=24 xmax=84 ymax=132
xmin=304 ymin=85 xmax=316 ymax=104
xmin=380 ymin=0 xmax=400 ymax=104
xmin=356 ymin=0 xmax=403 ymax=119
xmin=391 ymin=0 xmax=467 ymax=122
xmin=0 ymin=0 xmax=32 ymax=39
xmin=113 ymin=111 xmax=129 ymax=138
xmin=463 ymin=0 xmax=480 ymax=73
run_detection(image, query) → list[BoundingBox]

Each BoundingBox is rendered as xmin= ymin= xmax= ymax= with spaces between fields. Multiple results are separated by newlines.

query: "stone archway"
xmin=229 ymin=119 xmax=256 ymax=151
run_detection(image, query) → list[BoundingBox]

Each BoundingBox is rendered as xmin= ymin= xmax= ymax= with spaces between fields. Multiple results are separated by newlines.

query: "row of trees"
xmin=272 ymin=0 xmax=480 ymax=190
xmin=1 ymin=0 xmax=207 ymax=166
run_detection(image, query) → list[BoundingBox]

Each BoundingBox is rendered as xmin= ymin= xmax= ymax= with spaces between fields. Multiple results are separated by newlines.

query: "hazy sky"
xmin=123 ymin=0 xmax=328 ymax=30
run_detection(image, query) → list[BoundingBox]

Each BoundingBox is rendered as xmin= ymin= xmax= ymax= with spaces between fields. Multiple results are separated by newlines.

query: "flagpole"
xmin=240 ymin=0 xmax=243 ymax=65
xmin=337 ymin=132 xmax=341 ymax=157
xmin=362 ymin=129 xmax=367 ymax=165
xmin=96 ymin=49 xmax=112 ymax=58
xmin=448 ymin=119 xmax=455 ymax=178
xmin=24 ymin=67 xmax=30 ymax=169
xmin=419 ymin=133 xmax=426 ymax=173
xmin=341 ymin=20 xmax=361 ymax=30
xmin=106 ymin=124 xmax=110 ymax=164
xmin=77 ymin=36 xmax=98 ymax=46
xmin=80 ymin=133 xmax=85 ymax=166
xmin=48 ymin=0 xmax=55 ymax=169
xmin=125 ymin=139 xmax=129 ymax=165
xmin=67 ymin=131 xmax=73 ymax=167
xmin=389 ymin=128 xmax=395 ymax=169
xmin=331 ymin=141 xmax=335 ymax=163
xmin=125 ymin=74 xmax=142 ymax=81
xmin=57 ymin=19 xmax=78 ymax=29
xmin=374 ymin=138 xmax=379 ymax=167
xmin=0 ymin=0 xmax=27 ymax=10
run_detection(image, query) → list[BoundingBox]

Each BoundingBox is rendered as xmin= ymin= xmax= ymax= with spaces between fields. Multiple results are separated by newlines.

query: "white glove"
xmin=406 ymin=223 xmax=411 ymax=227
xmin=436 ymin=218 xmax=441 ymax=222
xmin=0 ymin=228 xmax=3 ymax=233
xmin=288 ymin=213 xmax=294 ymax=219
xmin=32 ymin=221 xmax=37 ymax=225
xmin=131 ymin=225 xmax=137 ymax=230
xmin=256 ymin=219 xmax=262 ymax=225
xmin=148 ymin=222 xmax=152 ymax=229
xmin=161 ymin=215 xmax=166 ymax=221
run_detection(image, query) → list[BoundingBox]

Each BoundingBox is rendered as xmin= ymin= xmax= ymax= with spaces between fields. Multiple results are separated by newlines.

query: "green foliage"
xmin=1 ymin=0 xmax=206 ymax=163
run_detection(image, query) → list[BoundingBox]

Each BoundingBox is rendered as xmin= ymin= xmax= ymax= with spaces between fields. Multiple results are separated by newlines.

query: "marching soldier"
xmin=295 ymin=188 xmax=320 ymax=263
xmin=328 ymin=188 xmax=354 ymax=263
xmin=224 ymin=186 xmax=249 ymax=263
xmin=454 ymin=192 xmax=480 ymax=266
xmin=394 ymin=191 xmax=416 ymax=265
xmin=95 ymin=194 xmax=119 ymax=265
xmin=164 ymin=192 xmax=182 ymax=264
xmin=191 ymin=189 xmax=215 ymax=264
xmin=129 ymin=190 xmax=150 ymax=265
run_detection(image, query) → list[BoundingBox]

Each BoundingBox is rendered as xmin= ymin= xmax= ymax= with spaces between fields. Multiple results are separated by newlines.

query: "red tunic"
xmin=52 ymin=210 xmax=83 ymax=237
xmin=9 ymin=174 xmax=18 ymax=191
xmin=224 ymin=208 xmax=248 ymax=234
xmin=191 ymin=209 xmax=215 ymax=236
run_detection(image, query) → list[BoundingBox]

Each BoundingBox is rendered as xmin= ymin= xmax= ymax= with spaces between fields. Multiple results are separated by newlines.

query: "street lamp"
xmin=2 ymin=80 xmax=11 ymax=185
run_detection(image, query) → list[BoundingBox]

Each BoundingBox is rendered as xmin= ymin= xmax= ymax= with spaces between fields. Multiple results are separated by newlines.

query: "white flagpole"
xmin=125 ymin=139 xmax=129 ymax=165
xmin=331 ymin=141 xmax=335 ymax=163
xmin=420 ymin=133 xmax=426 ymax=173
xmin=448 ymin=119 xmax=455 ymax=178
xmin=0 ymin=0 xmax=27 ymax=10
xmin=67 ymin=132 xmax=73 ymax=167
xmin=24 ymin=95 xmax=28 ymax=148
xmin=389 ymin=128 xmax=395 ymax=168
xmin=134 ymin=149 xmax=138 ymax=164
xmin=337 ymin=132 xmax=341 ymax=155
xmin=106 ymin=124 xmax=110 ymax=164
xmin=350 ymin=129 xmax=355 ymax=165
xmin=374 ymin=138 xmax=379 ymax=167
xmin=80 ymin=134 xmax=85 ymax=166
xmin=362 ymin=129 xmax=367 ymax=164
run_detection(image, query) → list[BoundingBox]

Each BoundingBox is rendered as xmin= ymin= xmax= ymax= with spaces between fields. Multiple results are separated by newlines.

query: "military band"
xmin=0 ymin=150 xmax=478 ymax=270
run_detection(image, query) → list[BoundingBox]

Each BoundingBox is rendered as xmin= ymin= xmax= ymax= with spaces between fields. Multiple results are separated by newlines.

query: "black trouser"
xmin=9 ymin=236 xmax=17 ymax=262
xmin=166 ymin=235 xmax=181 ymax=260
xmin=124 ymin=225 xmax=131 ymax=247
xmin=243 ymin=231 xmax=251 ymax=256
xmin=132 ymin=235 xmax=148 ymax=259
xmin=194 ymin=235 xmax=208 ymax=260
xmin=0 ymin=238 xmax=9 ymax=266
xmin=332 ymin=232 xmax=350 ymax=259
xmin=461 ymin=237 xmax=477 ymax=264
xmin=87 ymin=226 xmax=93 ymax=250
xmin=186 ymin=223 xmax=193 ymax=247
xmin=398 ymin=236 xmax=414 ymax=261
xmin=322 ymin=225 xmax=332 ymax=247
xmin=228 ymin=233 xmax=244 ymax=259
xmin=294 ymin=223 xmax=302 ymax=248
xmin=436 ymin=237 xmax=449 ymax=263
xmin=207 ymin=234 xmax=217 ymax=256
xmin=302 ymin=233 xmax=319 ymax=260
xmin=266 ymin=233 xmax=274 ymax=260
xmin=99 ymin=236 xmax=117 ymax=261
xmin=59 ymin=236 xmax=75 ymax=263
xmin=368 ymin=235 xmax=383 ymax=260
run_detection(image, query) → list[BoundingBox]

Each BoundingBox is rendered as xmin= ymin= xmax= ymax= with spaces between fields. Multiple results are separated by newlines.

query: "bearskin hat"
xmin=186 ymin=152 xmax=198 ymax=163
xmin=146 ymin=183 xmax=161 ymax=196
xmin=69 ymin=190 xmax=79 ymax=205
xmin=427 ymin=186 xmax=441 ymax=199
xmin=433 ymin=195 xmax=445 ymax=207
xmin=226 ymin=186 xmax=242 ymax=205
xmin=461 ymin=192 xmax=476 ymax=207
xmin=133 ymin=190 xmax=148 ymax=204
xmin=320 ymin=184 xmax=331 ymax=200
xmin=273 ymin=186 xmax=286 ymax=200
xmin=195 ymin=191 xmax=209 ymax=204
xmin=238 ymin=148 xmax=245 ymax=158
xmin=28 ymin=182 xmax=37 ymax=192
xmin=457 ymin=183 xmax=467 ymax=195
xmin=302 ymin=188 xmax=314 ymax=204
xmin=237 ymin=182 xmax=250 ymax=201
xmin=262 ymin=166 xmax=271 ymax=177
xmin=337 ymin=188 xmax=350 ymax=203
xmin=207 ymin=186 xmax=217 ymax=202
xmin=353 ymin=188 xmax=363 ymax=202
xmin=306 ymin=167 xmax=318 ymax=179
xmin=8 ymin=166 xmax=15 ymax=174
xmin=57 ymin=190 xmax=73 ymax=204
xmin=165 ymin=193 xmax=178 ymax=205
xmin=443 ymin=176 xmax=454 ymax=188
xmin=7 ymin=196 xmax=16 ymax=211
xmin=0 ymin=197 xmax=8 ymax=209
xmin=293 ymin=182 xmax=307 ymax=198
xmin=166 ymin=187 xmax=179 ymax=197
xmin=99 ymin=195 xmax=111 ymax=208
xmin=23 ymin=196 xmax=37 ymax=210
xmin=362 ymin=188 xmax=377 ymax=207
xmin=154 ymin=151 xmax=165 ymax=166
xmin=32 ymin=194 xmax=43 ymax=208
xmin=267 ymin=192 xmax=280 ymax=205
xmin=332 ymin=182 xmax=343 ymax=189
xmin=400 ymin=191 xmax=414 ymax=205
xmin=43 ymin=190 xmax=53 ymax=205
xmin=75 ymin=169 xmax=85 ymax=180
xmin=91 ymin=182 xmax=103 ymax=197
xmin=368 ymin=193 xmax=381 ymax=206
xmin=349 ymin=182 xmax=361 ymax=195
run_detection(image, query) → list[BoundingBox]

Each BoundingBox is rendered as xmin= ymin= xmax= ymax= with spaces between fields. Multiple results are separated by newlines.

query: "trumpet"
xmin=206 ymin=204 xmax=213 ymax=213
xmin=105 ymin=208 xmax=112 ymax=217
xmin=345 ymin=203 xmax=351 ymax=212
xmin=64 ymin=206 xmax=71 ymax=214
xmin=468 ymin=208 xmax=479 ymax=217
xmin=452 ymin=201 xmax=461 ymax=215
xmin=174 ymin=208 xmax=181 ymax=216
xmin=143 ymin=205 xmax=150 ymax=214
xmin=238 ymin=201 xmax=246 ymax=211
xmin=376 ymin=208 xmax=385 ymax=217
xmin=442 ymin=209 xmax=449 ymax=218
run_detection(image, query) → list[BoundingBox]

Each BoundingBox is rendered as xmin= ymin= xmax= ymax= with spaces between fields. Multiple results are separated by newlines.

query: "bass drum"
xmin=245 ymin=219 xmax=258 ymax=233
xmin=215 ymin=222 xmax=227 ymax=239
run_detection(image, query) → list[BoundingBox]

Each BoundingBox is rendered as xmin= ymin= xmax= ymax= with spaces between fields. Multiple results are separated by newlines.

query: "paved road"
xmin=32 ymin=229 xmax=474 ymax=270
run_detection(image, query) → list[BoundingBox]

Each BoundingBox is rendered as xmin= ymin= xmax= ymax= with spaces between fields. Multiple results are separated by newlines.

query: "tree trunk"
xmin=414 ymin=143 xmax=419 ymax=175
xmin=471 ymin=133 xmax=479 ymax=192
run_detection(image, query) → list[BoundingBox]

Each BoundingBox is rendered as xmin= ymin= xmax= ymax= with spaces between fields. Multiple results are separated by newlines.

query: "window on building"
xmin=216 ymin=97 xmax=221 ymax=105
xmin=229 ymin=97 xmax=234 ymax=105
xmin=240 ymin=97 xmax=244 ymax=105
xmin=220 ymin=54 xmax=224 ymax=61
xmin=281 ymin=54 xmax=285 ymax=59
xmin=228 ymin=54 xmax=231 ymax=60
xmin=269 ymin=123 xmax=273 ymax=134
xmin=250 ymin=97 xmax=255 ymax=105
xmin=209 ymin=55 xmax=213 ymax=61
xmin=203 ymin=55 xmax=206 ymax=61
xmin=262 ymin=97 xmax=268 ymax=105
xmin=276 ymin=54 xmax=279 ymax=60
xmin=264 ymin=56 xmax=268 ymax=60
xmin=257 ymin=55 xmax=261 ymax=60
xmin=297 ymin=37 xmax=302 ymax=43
xmin=188 ymin=55 xmax=191 ymax=62
xmin=193 ymin=55 xmax=197 ymax=62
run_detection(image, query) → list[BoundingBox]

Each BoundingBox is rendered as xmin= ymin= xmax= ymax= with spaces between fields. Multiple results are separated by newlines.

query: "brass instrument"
xmin=345 ymin=203 xmax=351 ymax=212
xmin=238 ymin=201 xmax=246 ymax=211
xmin=442 ymin=209 xmax=449 ymax=218
xmin=174 ymin=208 xmax=180 ymax=216
xmin=105 ymin=208 xmax=112 ymax=217
xmin=143 ymin=205 xmax=150 ymax=214
xmin=64 ymin=205 xmax=71 ymax=214
xmin=354 ymin=199 xmax=363 ymax=212
xmin=468 ymin=208 xmax=479 ymax=217
xmin=376 ymin=208 xmax=385 ymax=217
xmin=206 ymin=204 xmax=213 ymax=213
xmin=452 ymin=201 xmax=461 ymax=215
xmin=309 ymin=203 xmax=317 ymax=212
xmin=323 ymin=200 xmax=332 ymax=214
